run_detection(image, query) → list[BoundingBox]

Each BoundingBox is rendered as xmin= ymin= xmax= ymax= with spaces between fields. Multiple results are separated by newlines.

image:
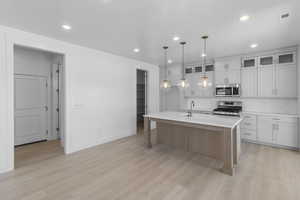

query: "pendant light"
xmin=178 ymin=42 xmax=189 ymax=88
xmin=200 ymin=36 xmax=209 ymax=88
xmin=161 ymin=46 xmax=171 ymax=89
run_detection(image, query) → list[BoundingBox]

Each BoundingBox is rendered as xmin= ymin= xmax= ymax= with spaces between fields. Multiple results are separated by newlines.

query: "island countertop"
xmin=144 ymin=111 xmax=243 ymax=129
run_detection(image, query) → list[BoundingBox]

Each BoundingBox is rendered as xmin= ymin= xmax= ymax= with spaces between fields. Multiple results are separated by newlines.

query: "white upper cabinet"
xmin=242 ymin=57 xmax=257 ymax=68
xmin=275 ymin=64 xmax=297 ymax=97
xmin=258 ymin=65 xmax=275 ymax=97
xmin=241 ymin=69 xmax=258 ymax=97
xmin=259 ymin=55 xmax=274 ymax=67
xmin=256 ymin=51 xmax=297 ymax=98
xmin=277 ymin=52 xmax=296 ymax=65
xmin=241 ymin=57 xmax=257 ymax=97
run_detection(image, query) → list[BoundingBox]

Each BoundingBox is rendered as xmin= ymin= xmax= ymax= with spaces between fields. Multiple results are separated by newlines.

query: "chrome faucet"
xmin=187 ymin=100 xmax=195 ymax=117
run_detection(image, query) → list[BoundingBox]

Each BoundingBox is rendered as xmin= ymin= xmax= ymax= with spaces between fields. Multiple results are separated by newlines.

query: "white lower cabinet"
xmin=242 ymin=114 xmax=299 ymax=149
xmin=257 ymin=116 xmax=274 ymax=143
xmin=274 ymin=118 xmax=298 ymax=147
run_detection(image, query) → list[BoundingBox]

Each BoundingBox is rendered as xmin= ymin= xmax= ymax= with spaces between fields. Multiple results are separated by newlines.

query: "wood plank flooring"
xmin=1 ymin=132 xmax=300 ymax=200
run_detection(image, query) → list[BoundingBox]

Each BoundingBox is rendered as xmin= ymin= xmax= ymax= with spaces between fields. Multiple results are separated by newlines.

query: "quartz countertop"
xmin=144 ymin=112 xmax=243 ymax=129
xmin=241 ymin=111 xmax=299 ymax=118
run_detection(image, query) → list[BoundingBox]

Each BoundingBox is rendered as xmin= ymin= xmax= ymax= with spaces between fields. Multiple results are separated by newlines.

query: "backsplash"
xmin=184 ymin=98 xmax=298 ymax=115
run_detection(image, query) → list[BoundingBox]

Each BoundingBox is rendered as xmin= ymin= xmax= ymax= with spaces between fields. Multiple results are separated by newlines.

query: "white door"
xmin=14 ymin=75 xmax=48 ymax=146
xmin=258 ymin=66 xmax=274 ymax=97
xmin=257 ymin=116 xmax=274 ymax=144
xmin=275 ymin=65 xmax=297 ymax=98
xmin=241 ymin=69 xmax=257 ymax=97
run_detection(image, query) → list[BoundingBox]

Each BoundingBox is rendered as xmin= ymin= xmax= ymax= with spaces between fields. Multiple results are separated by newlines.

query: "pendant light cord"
xmin=180 ymin=42 xmax=186 ymax=80
xmin=202 ymin=36 xmax=208 ymax=77
xmin=163 ymin=46 xmax=168 ymax=80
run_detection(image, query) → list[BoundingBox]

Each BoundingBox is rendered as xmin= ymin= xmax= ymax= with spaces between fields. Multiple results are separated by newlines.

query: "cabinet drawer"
xmin=241 ymin=114 xmax=257 ymax=130
xmin=241 ymin=129 xmax=257 ymax=141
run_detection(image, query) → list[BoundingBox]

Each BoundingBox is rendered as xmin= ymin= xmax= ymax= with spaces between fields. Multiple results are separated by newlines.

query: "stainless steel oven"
xmin=215 ymin=84 xmax=240 ymax=97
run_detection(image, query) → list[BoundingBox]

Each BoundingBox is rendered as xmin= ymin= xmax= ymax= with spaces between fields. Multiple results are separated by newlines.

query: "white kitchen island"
xmin=144 ymin=112 xmax=243 ymax=176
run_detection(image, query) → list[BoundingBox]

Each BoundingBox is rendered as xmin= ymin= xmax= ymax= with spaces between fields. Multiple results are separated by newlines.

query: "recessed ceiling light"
xmin=168 ymin=59 xmax=173 ymax=64
xmin=133 ymin=48 xmax=140 ymax=53
xmin=250 ymin=43 xmax=258 ymax=48
xmin=240 ymin=15 xmax=250 ymax=22
xmin=173 ymin=36 xmax=180 ymax=41
xmin=62 ymin=24 xmax=72 ymax=30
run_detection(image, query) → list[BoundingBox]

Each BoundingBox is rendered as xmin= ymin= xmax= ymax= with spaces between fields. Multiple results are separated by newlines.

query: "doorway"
xmin=13 ymin=45 xmax=64 ymax=168
xmin=136 ymin=69 xmax=147 ymax=134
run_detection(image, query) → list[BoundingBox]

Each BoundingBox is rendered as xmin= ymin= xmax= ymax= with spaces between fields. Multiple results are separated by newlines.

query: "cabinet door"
xmin=275 ymin=65 xmax=297 ymax=98
xmin=257 ymin=116 xmax=274 ymax=144
xmin=241 ymin=69 xmax=257 ymax=97
xmin=277 ymin=52 xmax=296 ymax=65
xmin=242 ymin=57 xmax=257 ymax=68
xmin=258 ymin=66 xmax=275 ymax=97
xmin=275 ymin=120 xmax=298 ymax=148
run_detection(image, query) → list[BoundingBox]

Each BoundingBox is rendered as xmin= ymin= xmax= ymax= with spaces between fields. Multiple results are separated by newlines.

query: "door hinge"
xmin=46 ymin=130 xmax=48 ymax=135
xmin=56 ymin=127 xmax=60 ymax=132
xmin=45 ymin=106 xmax=48 ymax=111
xmin=56 ymin=108 xmax=59 ymax=112
xmin=46 ymin=82 xmax=48 ymax=88
xmin=56 ymin=89 xmax=59 ymax=93
xmin=56 ymin=69 xmax=59 ymax=73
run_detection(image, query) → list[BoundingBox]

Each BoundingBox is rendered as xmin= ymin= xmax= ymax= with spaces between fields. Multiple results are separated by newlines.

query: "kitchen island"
xmin=144 ymin=112 xmax=243 ymax=176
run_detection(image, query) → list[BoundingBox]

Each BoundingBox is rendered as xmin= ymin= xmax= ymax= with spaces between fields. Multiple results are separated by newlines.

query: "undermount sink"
xmin=198 ymin=111 xmax=212 ymax=115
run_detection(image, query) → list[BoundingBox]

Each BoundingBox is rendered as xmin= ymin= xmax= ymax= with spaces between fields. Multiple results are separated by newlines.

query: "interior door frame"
xmin=14 ymin=73 xmax=49 ymax=145
xmin=8 ymin=42 xmax=67 ymax=171
xmin=136 ymin=68 xmax=148 ymax=134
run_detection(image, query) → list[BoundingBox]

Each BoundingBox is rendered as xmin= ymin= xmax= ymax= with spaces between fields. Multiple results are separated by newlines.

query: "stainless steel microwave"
xmin=215 ymin=84 xmax=240 ymax=97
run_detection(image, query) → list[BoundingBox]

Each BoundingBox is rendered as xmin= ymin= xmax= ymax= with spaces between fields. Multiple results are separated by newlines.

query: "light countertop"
xmin=144 ymin=112 xmax=243 ymax=129
xmin=241 ymin=111 xmax=299 ymax=118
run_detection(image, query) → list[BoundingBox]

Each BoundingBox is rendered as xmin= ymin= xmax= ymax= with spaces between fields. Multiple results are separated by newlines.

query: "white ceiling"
xmin=0 ymin=0 xmax=299 ymax=65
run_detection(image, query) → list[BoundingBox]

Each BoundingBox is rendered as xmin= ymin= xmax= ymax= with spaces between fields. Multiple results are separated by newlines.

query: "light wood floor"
xmin=15 ymin=140 xmax=64 ymax=168
xmin=1 ymin=133 xmax=300 ymax=200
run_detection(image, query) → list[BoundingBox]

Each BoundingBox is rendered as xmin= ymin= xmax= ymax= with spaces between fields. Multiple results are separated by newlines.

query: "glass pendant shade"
xmin=161 ymin=46 xmax=171 ymax=89
xmin=179 ymin=78 xmax=189 ymax=88
xmin=199 ymin=36 xmax=211 ymax=88
xmin=161 ymin=79 xmax=171 ymax=89
xmin=198 ymin=75 xmax=209 ymax=88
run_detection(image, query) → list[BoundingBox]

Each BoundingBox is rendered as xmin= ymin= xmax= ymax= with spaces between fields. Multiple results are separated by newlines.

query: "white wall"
xmin=0 ymin=25 xmax=159 ymax=173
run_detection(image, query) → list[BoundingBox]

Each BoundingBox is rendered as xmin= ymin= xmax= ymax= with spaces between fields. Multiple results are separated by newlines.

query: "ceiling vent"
xmin=280 ymin=13 xmax=290 ymax=20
